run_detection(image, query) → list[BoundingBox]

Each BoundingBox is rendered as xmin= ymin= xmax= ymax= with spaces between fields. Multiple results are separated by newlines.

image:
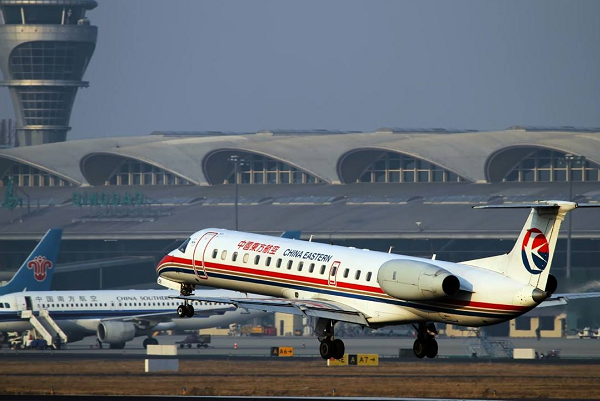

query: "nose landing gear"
xmin=177 ymin=284 xmax=196 ymax=318
xmin=413 ymin=322 xmax=438 ymax=358
xmin=315 ymin=318 xmax=345 ymax=360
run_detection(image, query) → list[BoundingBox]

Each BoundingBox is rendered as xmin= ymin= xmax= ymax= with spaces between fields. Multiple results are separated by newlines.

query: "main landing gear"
xmin=177 ymin=301 xmax=194 ymax=318
xmin=177 ymin=284 xmax=195 ymax=318
xmin=142 ymin=337 xmax=159 ymax=349
xmin=412 ymin=322 xmax=438 ymax=359
xmin=315 ymin=318 xmax=345 ymax=360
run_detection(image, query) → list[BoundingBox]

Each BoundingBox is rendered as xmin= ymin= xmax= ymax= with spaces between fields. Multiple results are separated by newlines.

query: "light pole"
xmin=564 ymin=154 xmax=585 ymax=279
xmin=228 ymin=155 xmax=242 ymax=231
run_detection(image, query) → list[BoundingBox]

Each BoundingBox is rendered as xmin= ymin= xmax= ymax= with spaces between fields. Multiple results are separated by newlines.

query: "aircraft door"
xmin=192 ymin=232 xmax=218 ymax=280
xmin=328 ymin=261 xmax=341 ymax=286
xmin=15 ymin=295 xmax=28 ymax=311
xmin=15 ymin=295 xmax=31 ymax=317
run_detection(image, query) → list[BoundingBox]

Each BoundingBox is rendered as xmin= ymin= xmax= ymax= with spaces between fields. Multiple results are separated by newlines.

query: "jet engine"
xmin=97 ymin=321 xmax=136 ymax=344
xmin=377 ymin=259 xmax=460 ymax=301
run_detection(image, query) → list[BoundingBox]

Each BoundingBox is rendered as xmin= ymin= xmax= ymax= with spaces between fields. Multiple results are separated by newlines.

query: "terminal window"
xmin=0 ymin=162 xmax=73 ymax=187
xmin=107 ymin=159 xmax=191 ymax=186
xmin=225 ymin=154 xmax=322 ymax=185
xmin=358 ymin=152 xmax=464 ymax=183
xmin=503 ymin=149 xmax=600 ymax=183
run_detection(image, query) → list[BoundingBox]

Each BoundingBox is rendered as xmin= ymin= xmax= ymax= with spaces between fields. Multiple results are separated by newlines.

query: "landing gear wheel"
xmin=142 ymin=338 xmax=158 ymax=349
xmin=185 ymin=304 xmax=195 ymax=318
xmin=426 ymin=338 xmax=438 ymax=358
xmin=332 ymin=339 xmax=345 ymax=359
xmin=177 ymin=305 xmax=186 ymax=318
xmin=319 ymin=339 xmax=334 ymax=359
xmin=413 ymin=339 xmax=427 ymax=359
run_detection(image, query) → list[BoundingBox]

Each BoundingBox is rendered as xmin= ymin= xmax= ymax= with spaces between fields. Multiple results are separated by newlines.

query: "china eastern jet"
xmin=157 ymin=201 xmax=600 ymax=359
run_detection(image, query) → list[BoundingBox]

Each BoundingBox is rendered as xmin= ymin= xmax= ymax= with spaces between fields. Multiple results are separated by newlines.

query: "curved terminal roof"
xmin=1 ymin=128 xmax=599 ymax=186
xmin=0 ymin=136 xmax=168 ymax=186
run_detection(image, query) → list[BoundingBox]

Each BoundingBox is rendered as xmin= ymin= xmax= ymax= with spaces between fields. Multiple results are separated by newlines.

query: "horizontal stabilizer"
xmin=473 ymin=201 xmax=600 ymax=210
xmin=539 ymin=292 xmax=600 ymax=308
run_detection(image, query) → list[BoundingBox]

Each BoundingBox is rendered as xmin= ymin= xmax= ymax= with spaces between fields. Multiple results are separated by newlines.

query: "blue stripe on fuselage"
xmin=159 ymin=267 xmax=515 ymax=320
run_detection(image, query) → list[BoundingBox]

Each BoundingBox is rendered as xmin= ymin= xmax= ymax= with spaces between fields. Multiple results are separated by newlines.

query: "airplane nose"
xmin=156 ymin=254 xmax=170 ymax=274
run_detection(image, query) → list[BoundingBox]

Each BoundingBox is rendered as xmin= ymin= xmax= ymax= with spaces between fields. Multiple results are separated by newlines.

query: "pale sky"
xmin=1 ymin=0 xmax=599 ymax=139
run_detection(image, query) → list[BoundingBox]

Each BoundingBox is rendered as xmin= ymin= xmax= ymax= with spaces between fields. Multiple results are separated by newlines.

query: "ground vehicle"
xmin=176 ymin=333 xmax=210 ymax=348
xmin=578 ymin=327 xmax=599 ymax=339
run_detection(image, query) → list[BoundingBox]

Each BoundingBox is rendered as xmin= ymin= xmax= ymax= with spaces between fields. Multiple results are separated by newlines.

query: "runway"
xmin=2 ymin=335 xmax=599 ymax=359
xmin=2 ymin=336 xmax=599 ymax=398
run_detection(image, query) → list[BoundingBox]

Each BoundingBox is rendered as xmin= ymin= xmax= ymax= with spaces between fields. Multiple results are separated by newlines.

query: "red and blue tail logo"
xmin=27 ymin=255 xmax=53 ymax=282
xmin=521 ymin=228 xmax=549 ymax=275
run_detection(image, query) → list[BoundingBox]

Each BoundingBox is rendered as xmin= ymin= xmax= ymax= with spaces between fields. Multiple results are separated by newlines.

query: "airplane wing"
xmin=173 ymin=295 xmax=369 ymax=325
xmin=100 ymin=306 xmax=236 ymax=325
xmin=539 ymin=292 xmax=600 ymax=308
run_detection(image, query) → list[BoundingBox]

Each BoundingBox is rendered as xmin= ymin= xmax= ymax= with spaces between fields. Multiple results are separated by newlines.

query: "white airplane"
xmin=157 ymin=201 xmax=600 ymax=359
xmin=0 ymin=289 xmax=265 ymax=349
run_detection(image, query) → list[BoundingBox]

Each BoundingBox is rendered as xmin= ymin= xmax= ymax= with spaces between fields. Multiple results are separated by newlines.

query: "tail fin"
xmin=461 ymin=201 xmax=581 ymax=290
xmin=0 ymin=228 xmax=62 ymax=295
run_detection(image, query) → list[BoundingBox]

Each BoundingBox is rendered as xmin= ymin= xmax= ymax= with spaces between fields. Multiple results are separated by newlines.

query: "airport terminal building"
xmin=1 ymin=127 xmax=600 ymax=332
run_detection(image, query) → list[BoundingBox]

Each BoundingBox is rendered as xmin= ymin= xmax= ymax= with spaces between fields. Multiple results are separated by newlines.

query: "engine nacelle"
xmin=377 ymin=259 xmax=460 ymax=301
xmin=97 ymin=321 xmax=136 ymax=344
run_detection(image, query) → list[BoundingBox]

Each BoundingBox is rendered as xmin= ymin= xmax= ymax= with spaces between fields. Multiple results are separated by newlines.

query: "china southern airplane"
xmin=0 ymin=289 xmax=265 ymax=349
xmin=157 ymin=201 xmax=600 ymax=359
xmin=0 ymin=228 xmax=62 ymax=295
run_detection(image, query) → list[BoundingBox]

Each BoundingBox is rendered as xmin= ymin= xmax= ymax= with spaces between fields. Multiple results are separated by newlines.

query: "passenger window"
xmin=232 ymin=252 xmax=238 ymax=262
xmin=320 ymin=265 xmax=326 ymax=274
xmin=212 ymin=249 xmax=218 ymax=258
xmin=330 ymin=266 xmax=337 ymax=276
xmin=366 ymin=272 xmax=372 ymax=282
xmin=392 ymin=271 xmax=397 ymax=280
xmin=243 ymin=253 xmax=249 ymax=263
xmin=287 ymin=260 xmax=293 ymax=270
xmin=355 ymin=270 xmax=361 ymax=280
xmin=254 ymin=255 xmax=260 ymax=265
xmin=221 ymin=250 xmax=227 ymax=260
xmin=343 ymin=268 xmax=349 ymax=278
xmin=266 ymin=257 xmax=272 ymax=266
xmin=276 ymin=258 xmax=282 ymax=268
xmin=297 ymin=262 xmax=304 ymax=271
xmin=309 ymin=263 xmax=315 ymax=273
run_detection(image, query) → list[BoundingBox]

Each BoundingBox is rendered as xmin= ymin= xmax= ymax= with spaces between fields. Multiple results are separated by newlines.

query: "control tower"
xmin=0 ymin=0 xmax=97 ymax=146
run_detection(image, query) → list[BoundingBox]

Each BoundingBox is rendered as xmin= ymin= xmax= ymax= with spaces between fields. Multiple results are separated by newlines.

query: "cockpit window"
xmin=178 ymin=238 xmax=191 ymax=253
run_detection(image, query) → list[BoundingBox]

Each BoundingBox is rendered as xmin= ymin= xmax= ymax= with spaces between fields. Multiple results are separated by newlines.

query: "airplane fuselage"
xmin=0 ymin=289 xmax=263 ymax=342
xmin=157 ymin=229 xmax=539 ymax=328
